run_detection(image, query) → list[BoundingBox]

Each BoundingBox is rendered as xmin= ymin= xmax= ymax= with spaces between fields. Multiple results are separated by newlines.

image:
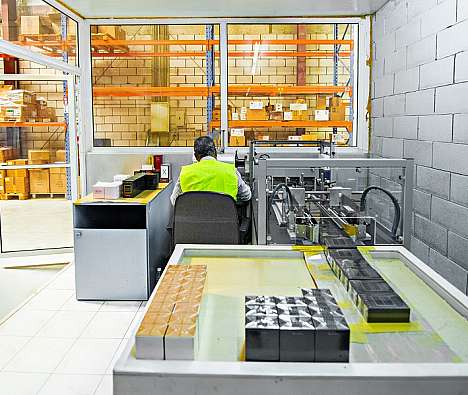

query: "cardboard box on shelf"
xmin=269 ymin=111 xmax=283 ymax=121
xmin=29 ymin=169 xmax=50 ymax=194
xmin=316 ymin=95 xmax=328 ymax=110
xmin=0 ymin=104 xmax=37 ymax=122
xmin=91 ymin=26 xmax=126 ymax=40
xmin=50 ymin=168 xmax=67 ymax=194
xmin=315 ymin=110 xmax=330 ymax=121
xmin=28 ymin=150 xmax=51 ymax=163
xmin=5 ymin=176 xmax=29 ymax=194
xmin=55 ymin=150 xmax=66 ymax=163
xmin=330 ymin=103 xmax=347 ymax=121
xmin=212 ymin=106 xmax=232 ymax=121
xmin=48 ymin=13 xmax=77 ymax=36
xmin=0 ymin=147 xmax=16 ymax=163
xmin=20 ymin=16 xmax=52 ymax=35
xmin=6 ymin=162 xmax=28 ymax=178
xmin=247 ymin=109 xmax=269 ymax=121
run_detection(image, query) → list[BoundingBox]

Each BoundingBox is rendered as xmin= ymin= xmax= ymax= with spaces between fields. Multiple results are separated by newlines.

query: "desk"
xmin=73 ymin=183 xmax=172 ymax=300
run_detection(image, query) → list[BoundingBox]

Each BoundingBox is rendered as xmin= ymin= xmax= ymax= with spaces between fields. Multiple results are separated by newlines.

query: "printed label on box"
xmin=290 ymin=103 xmax=308 ymax=111
xmin=274 ymin=103 xmax=283 ymax=112
xmin=249 ymin=101 xmax=264 ymax=110
xmin=284 ymin=111 xmax=293 ymax=121
xmin=288 ymin=135 xmax=302 ymax=141
xmin=315 ymin=110 xmax=330 ymax=121
xmin=231 ymin=128 xmax=245 ymax=137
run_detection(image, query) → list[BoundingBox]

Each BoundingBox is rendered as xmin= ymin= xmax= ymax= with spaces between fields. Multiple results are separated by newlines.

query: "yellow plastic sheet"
xmin=292 ymin=245 xmax=324 ymax=254
xmin=349 ymin=320 xmax=423 ymax=334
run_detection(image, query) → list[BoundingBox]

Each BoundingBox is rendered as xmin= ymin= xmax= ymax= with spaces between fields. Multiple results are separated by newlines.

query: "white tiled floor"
xmin=0 ymin=262 xmax=145 ymax=394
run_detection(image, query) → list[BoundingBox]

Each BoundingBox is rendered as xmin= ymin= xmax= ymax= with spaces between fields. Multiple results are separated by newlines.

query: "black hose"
xmin=360 ymin=186 xmax=401 ymax=240
xmin=269 ymin=183 xmax=293 ymax=213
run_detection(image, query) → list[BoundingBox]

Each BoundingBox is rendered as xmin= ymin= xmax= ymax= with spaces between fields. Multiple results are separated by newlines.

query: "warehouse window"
xmin=0 ymin=0 xmax=78 ymax=65
xmin=226 ymin=23 xmax=356 ymax=147
xmin=90 ymin=24 xmax=220 ymax=147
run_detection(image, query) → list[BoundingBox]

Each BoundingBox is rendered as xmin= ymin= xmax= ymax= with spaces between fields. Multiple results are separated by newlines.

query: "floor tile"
xmin=61 ymin=295 xmax=103 ymax=312
xmin=55 ymin=339 xmax=121 ymax=375
xmin=94 ymin=374 xmax=112 ymax=395
xmin=0 ymin=310 xmax=57 ymax=337
xmin=0 ymin=336 xmax=31 ymax=370
xmin=4 ymin=337 xmax=74 ymax=373
xmin=81 ymin=312 xmax=136 ymax=339
xmin=123 ymin=311 xmax=144 ymax=339
xmin=0 ymin=372 xmax=50 ymax=395
xmin=46 ymin=272 xmax=75 ymax=291
xmin=23 ymin=289 xmax=73 ymax=311
xmin=38 ymin=373 xmax=102 ymax=395
xmin=37 ymin=311 xmax=96 ymax=338
xmin=99 ymin=301 xmax=142 ymax=312
xmin=106 ymin=339 xmax=127 ymax=374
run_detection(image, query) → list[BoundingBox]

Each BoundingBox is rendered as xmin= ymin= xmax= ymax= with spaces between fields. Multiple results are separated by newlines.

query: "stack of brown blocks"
xmin=136 ymin=265 xmax=207 ymax=360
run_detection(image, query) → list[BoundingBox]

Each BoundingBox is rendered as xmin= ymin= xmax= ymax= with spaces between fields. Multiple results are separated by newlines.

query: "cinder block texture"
xmin=371 ymin=0 xmax=468 ymax=294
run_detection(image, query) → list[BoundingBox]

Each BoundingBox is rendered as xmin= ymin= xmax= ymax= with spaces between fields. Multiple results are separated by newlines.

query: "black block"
xmin=277 ymin=305 xmax=311 ymax=317
xmin=245 ymin=295 xmax=277 ymax=307
xmin=276 ymin=296 xmax=307 ymax=307
xmin=341 ymin=266 xmax=383 ymax=290
xmin=312 ymin=314 xmax=350 ymax=362
xmin=358 ymin=292 xmax=410 ymax=323
xmin=279 ymin=316 xmax=315 ymax=362
xmin=348 ymin=279 xmax=394 ymax=304
xmin=245 ymin=305 xmax=278 ymax=316
xmin=245 ymin=315 xmax=280 ymax=361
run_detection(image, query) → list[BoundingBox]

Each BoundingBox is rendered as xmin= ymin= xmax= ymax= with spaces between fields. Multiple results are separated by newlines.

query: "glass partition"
xmin=91 ymin=24 xmax=220 ymax=147
xmin=226 ymin=23 xmax=356 ymax=148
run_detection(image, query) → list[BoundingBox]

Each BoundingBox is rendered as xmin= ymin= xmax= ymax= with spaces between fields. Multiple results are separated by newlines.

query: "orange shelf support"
xmin=0 ymin=122 xmax=67 ymax=128
xmin=211 ymin=120 xmax=353 ymax=130
xmin=92 ymin=85 xmax=351 ymax=97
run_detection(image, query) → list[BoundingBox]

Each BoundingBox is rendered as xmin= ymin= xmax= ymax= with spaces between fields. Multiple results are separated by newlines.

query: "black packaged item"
xmin=335 ymin=259 xmax=373 ymax=283
xmin=245 ymin=295 xmax=277 ymax=307
xmin=245 ymin=315 xmax=280 ymax=361
xmin=245 ymin=305 xmax=278 ymax=317
xmin=144 ymin=173 xmax=159 ymax=190
xmin=341 ymin=266 xmax=383 ymax=290
xmin=358 ymin=292 xmax=410 ymax=323
xmin=323 ymin=236 xmax=356 ymax=249
xmin=277 ymin=305 xmax=311 ymax=317
xmin=276 ymin=296 xmax=307 ymax=307
xmin=348 ymin=279 xmax=394 ymax=304
xmin=279 ymin=316 xmax=315 ymax=362
xmin=122 ymin=173 xmax=146 ymax=198
xmin=312 ymin=314 xmax=350 ymax=362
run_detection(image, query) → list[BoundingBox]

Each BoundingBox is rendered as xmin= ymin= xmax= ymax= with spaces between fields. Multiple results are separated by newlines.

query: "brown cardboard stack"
xmin=29 ymin=169 xmax=50 ymax=194
xmin=0 ymin=170 xmax=6 ymax=195
xmin=50 ymin=168 xmax=67 ymax=194
xmin=0 ymin=147 xmax=17 ymax=163
xmin=20 ymin=16 xmax=53 ymax=35
xmin=28 ymin=150 xmax=51 ymax=165
xmin=91 ymin=26 xmax=126 ymax=40
xmin=329 ymin=97 xmax=346 ymax=121
xmin=55 ymin=150 xmax=66 ymax=162
xmin=5 ymin=160 xmax=29 ymax=195
xmin=246 ymin=109 xmax=269 ymax=121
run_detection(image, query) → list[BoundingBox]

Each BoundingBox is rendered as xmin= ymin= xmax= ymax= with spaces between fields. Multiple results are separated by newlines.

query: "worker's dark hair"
xmin=194 ymin=136 xmax=217 ymax=161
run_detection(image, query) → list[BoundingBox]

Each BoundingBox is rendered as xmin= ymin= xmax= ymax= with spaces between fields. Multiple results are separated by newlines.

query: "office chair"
xmin=173 ymin=191 xmax=250 ymax=245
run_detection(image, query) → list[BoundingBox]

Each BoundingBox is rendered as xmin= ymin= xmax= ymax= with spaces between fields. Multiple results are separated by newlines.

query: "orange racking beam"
xmin=210 ymin=120 xmax=353 ymax=130
xmin=90 ymin=51 xmax=351 ymax=58
xmin=92 ymin=85 xmax=352 ymax=97
xmin=0 ymin=122 xmax=67 ymax=128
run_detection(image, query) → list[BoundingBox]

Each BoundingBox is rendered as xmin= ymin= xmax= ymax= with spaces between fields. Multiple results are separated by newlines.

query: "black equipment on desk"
xmin=123 ymin=173 xmax=147 ymax=198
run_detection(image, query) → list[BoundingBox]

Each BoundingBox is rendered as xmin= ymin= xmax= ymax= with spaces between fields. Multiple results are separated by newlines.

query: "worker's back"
xmin=179 ymin=158 xmax=238 ymax=200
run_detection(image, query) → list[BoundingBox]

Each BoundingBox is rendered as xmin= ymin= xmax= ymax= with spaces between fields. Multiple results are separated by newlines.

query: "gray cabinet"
xmin=73 ymin=183 xmax=173 ymax=301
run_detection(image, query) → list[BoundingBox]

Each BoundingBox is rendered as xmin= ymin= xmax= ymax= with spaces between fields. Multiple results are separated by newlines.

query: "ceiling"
xmin=58 ymin=0 xmax=390 ymax=19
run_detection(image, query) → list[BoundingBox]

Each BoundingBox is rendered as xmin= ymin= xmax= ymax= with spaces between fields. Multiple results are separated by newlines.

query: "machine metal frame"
xmin=114 ymin=243 xmax=468 ymax=395
xmin=253 ymin=157 xmax=414 ymax=248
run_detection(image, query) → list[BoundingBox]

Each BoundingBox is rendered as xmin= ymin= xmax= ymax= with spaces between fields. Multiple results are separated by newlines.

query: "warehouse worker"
xmin=170 ymin=136 xmax=251 ymax=205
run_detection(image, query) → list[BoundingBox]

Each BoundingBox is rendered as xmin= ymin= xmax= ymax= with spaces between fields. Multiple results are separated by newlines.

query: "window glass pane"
xmin=91 ymin=24 xmax=220 ymax=147
xmin=0 ymin=0 xmax=77 ymax=65
xmin=226 ymin=23 xmax=355 ymax=147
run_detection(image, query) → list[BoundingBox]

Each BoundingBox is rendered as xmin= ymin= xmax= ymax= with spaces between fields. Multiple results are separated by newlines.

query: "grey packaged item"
xmin=245 ymin=315 xmax=280 ymax=361
xmin=276 ymin=296 xmax=307 ymax=306
xmin=245 ymin=305 xmax=278 ymax=317
xmin=312 ymin=314 xmax=350 ymax=362
xmin=279 ymin=316 xmax=315 ymax=362
xmin=277 ymin=305 xmax=311 ymax=317
xmin=245 ymin=295 xmax=277 ymax=307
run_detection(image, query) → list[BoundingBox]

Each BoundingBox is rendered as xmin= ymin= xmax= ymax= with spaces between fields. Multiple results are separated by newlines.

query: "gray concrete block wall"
xmin=371 ymin=0 xmax=468 ymax=294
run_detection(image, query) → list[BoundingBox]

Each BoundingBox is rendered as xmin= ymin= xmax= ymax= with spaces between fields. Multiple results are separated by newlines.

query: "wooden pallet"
xmin=2 ymin=193 xmax=30 ymax=200
xmin=31 ymin=193 xmax=66 ymax=199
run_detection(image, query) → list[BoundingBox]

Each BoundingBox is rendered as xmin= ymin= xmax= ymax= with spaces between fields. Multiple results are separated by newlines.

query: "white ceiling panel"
xmin=59 ymin=0 xmax=390 ymax=18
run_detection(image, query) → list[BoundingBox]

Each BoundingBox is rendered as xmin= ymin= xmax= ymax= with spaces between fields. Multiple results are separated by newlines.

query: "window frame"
xmin=83 ymin=17 xmax=369 ymax=155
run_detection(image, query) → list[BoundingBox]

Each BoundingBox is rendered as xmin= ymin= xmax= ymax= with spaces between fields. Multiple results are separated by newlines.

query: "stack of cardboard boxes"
xmin=4 ymin=159 xmax=30 ymax=198
xmin=20 ymin=14 xmax=77 ymax=37
xmin=0 ymin=86 xmax=56 ymax=122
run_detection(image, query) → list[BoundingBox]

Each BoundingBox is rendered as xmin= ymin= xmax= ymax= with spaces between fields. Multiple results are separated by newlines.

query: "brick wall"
xmin=371 ymin=0 xmax=468 ymax=294
xmin=92 ymin=24 xmax=351 ymax=147
xmin=0 ymin=60 xmax=66 ymax=157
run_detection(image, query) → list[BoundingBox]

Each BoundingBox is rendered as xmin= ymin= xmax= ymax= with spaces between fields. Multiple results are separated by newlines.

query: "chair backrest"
xmin=173 ymin=191 xmax=240 ymax=245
